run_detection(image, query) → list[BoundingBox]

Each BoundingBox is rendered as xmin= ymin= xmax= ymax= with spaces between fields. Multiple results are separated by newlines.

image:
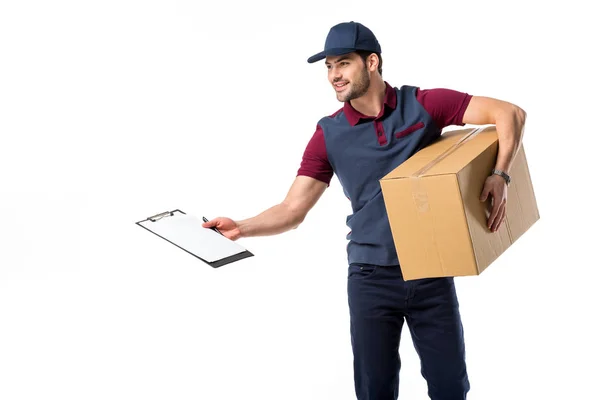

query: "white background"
xmin=1 ymin=1 xmax=598 ymax=399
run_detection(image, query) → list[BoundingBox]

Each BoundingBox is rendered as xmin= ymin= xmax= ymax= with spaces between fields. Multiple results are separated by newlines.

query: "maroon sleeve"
xmin=416 ymin=88 xmax=473 ymax=129
xmin=296 ymin=125 xmax=333 ymax=186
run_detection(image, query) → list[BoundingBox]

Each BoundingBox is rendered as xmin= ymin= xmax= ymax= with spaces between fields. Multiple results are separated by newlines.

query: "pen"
xmin=202 ymin=216 xmax=224 ymax=236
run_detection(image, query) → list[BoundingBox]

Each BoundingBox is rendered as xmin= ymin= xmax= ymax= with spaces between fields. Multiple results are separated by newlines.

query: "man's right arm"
xmin=236 ymin=123 xmax=333 ymax=238
xmin=202 ymin=124 xmax=333 ymax=241
xmin=235 ymin=175 xmax=328 ymax=238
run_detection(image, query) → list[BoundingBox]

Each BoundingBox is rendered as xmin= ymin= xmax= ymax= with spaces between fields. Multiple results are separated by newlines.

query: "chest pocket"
xmin=395 ymin=121 xmax=424 ymax=139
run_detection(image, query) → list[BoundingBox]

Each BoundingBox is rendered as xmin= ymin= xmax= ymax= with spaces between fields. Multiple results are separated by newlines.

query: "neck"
xmin=349 ymin=77 xmax=386 ymax=117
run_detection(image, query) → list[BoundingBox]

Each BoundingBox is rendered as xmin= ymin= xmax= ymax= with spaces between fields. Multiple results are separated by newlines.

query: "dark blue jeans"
xmin=347 ymin=263 xmax=470 ymax=400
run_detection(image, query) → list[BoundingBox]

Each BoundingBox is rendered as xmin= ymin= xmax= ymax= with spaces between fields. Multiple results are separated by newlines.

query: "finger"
xmin=492 ymin=205 xmax=506 ymax=232
xmin=480 ymin=186 xmax=490 ymax=202
xmin=488 ymin=198 xmax=500 ymax=229
xmin=496 ymin=206 xmax=506 ymax=232
xmin=492 ymin=205 xmax=502 ymax=229
xmin=202 ymin=218 xmax=217 ymax=228
xmin=495 ymin=202 xmax=507 ymax=231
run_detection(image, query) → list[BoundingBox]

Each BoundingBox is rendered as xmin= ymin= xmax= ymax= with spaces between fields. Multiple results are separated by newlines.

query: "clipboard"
xmin=135 ymin=209 xmax=254 ymax=268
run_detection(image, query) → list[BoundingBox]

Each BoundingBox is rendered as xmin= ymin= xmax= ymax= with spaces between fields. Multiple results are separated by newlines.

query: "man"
xmin=203 ymin=21 xmax=526 ymax=400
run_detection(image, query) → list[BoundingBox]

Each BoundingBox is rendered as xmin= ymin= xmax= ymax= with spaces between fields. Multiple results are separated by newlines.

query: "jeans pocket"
xmin=348 ymin=263 xmax=379 ymax=280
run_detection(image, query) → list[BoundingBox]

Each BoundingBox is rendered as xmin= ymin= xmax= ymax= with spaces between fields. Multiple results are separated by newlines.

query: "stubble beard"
xmin=336 ymin=65 xmax=371 ymax=103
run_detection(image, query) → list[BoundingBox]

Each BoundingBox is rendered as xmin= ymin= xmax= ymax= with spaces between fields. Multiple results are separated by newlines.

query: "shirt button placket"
xmin=375 ymin=121 xmax=387 ymax=145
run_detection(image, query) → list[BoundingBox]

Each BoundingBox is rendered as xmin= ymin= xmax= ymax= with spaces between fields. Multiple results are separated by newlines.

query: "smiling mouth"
xmin=334 ymin=82 xmax=349 ymax=91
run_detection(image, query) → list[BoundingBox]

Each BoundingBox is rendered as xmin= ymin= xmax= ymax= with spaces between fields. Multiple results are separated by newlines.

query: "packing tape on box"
xmin=412 ymin=126 xmax=486 ymax=178
xmin=409 ymin=126 xmax=487 ymax=213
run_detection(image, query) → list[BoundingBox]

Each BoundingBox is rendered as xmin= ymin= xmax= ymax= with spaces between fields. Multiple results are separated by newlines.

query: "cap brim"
xmin=307 ymin=47 xmax=357 ymax=63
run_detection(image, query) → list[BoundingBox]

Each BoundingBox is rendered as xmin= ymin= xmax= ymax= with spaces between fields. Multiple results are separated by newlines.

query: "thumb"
xmin=480 ymin=187 xmax=489 ymax=202
xmin=202 ymin=218 xmax=217 ymax=228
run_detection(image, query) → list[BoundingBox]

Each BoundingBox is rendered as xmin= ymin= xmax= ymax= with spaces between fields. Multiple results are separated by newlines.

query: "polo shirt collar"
xmin=344 ymin=81 xmax=397 ymax=126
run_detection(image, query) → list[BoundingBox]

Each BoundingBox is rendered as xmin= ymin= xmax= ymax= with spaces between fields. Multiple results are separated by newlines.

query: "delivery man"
xmin=203 ymin=21 xmax=526 ymax=400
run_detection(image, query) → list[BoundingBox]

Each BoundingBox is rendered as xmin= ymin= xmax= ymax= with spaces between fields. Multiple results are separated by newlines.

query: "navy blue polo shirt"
xmin=297 ymin=82 xmax=472 ymax=266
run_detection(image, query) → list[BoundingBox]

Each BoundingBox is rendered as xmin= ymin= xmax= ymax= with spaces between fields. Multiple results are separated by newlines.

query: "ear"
xmin=366 ymin=53 xmax=379 ymax=73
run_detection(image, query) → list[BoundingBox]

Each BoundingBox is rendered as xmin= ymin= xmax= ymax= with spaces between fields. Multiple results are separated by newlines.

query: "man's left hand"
xmin=479 ymin=174 xmax=508 ymax=232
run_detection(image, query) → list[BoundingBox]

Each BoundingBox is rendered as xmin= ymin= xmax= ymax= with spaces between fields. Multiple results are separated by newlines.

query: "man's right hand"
xmin=202 ymin=217 xmax=242 ymax=241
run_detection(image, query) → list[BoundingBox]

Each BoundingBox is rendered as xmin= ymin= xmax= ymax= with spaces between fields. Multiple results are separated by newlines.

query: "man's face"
xmin=325 ymin=53 xmax=370 ymax=103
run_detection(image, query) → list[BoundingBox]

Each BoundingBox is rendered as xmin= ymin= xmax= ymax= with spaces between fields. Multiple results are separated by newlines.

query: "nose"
xmin=330 ymin=65 xmax=342 ymax=81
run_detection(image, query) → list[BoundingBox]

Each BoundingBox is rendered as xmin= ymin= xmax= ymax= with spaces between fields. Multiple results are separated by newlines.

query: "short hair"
xmin=355 ymin=50 xmax=383 ymax=76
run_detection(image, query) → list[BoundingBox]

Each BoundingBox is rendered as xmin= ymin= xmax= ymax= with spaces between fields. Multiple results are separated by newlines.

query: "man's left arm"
xmin=462 ymin=96 xmax=528 ymax=232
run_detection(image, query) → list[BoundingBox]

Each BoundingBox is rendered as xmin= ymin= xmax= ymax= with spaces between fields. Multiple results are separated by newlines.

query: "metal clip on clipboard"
xmin=148 ymin=210 xmax=177 ymax=222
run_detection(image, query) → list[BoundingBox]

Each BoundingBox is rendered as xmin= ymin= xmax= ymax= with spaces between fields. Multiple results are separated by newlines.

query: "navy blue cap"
xmin=307 ymin=21 xmax=381 ymax=64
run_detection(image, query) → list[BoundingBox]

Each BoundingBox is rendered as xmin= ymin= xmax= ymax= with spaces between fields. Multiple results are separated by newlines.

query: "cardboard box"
xmin=380 ymin=125 xmax=539 ymax=280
